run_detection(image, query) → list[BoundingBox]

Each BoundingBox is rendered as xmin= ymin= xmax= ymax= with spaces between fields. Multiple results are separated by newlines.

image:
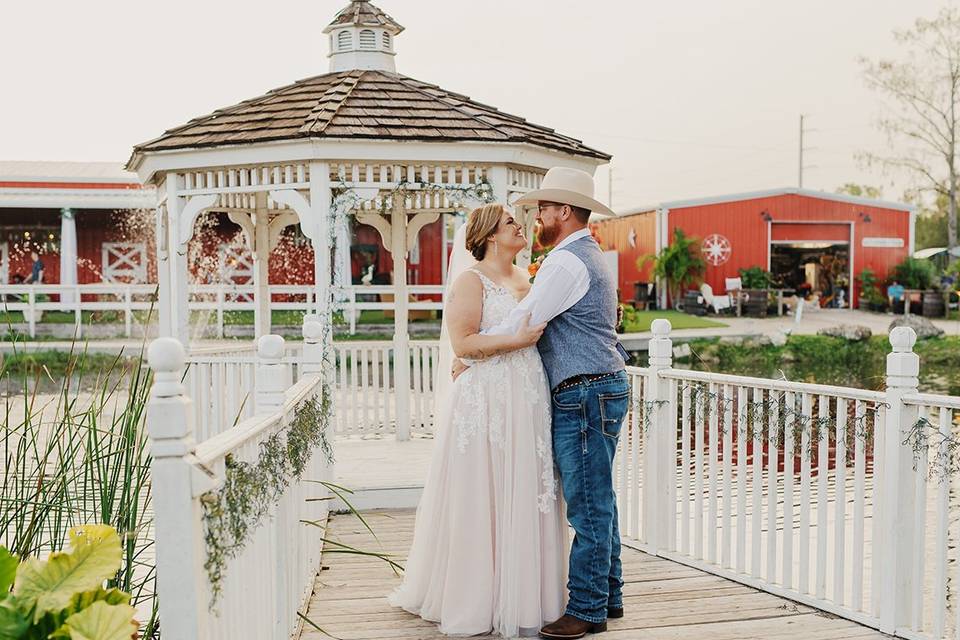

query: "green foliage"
xmin=857 ymin=268 xmax=886 ymax=306
xmin=738 ymin=266 xmax=776 ymax=289
xmin=638 ymin=229 xmax=706 ymax=309
xmin=892 ymin=257 xmax=937 ymax=289
xmin=619 ymin=308 xmax=726 ymax=333
xmin=836 ymin=183 xmax=884 ymax=199
xmin=201 ymin=392 xmax=335 ymax=606
xmin=0 ymin=337 xmax=158 ymax=638
xmin=0 ymin=525 xmax=136 ymax=640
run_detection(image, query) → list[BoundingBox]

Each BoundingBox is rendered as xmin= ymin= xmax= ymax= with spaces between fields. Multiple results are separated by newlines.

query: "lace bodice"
xmin=468 ymin=268 xmax=519 ymax=332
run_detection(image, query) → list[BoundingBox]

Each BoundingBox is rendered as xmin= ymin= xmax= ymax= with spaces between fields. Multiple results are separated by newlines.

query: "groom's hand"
xmin=451 ymin=358 xmax=469 ymax=381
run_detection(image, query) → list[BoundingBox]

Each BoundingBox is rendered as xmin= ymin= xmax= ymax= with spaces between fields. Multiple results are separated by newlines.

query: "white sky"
xmin=0 ymin=0 xmax=951 ymax=210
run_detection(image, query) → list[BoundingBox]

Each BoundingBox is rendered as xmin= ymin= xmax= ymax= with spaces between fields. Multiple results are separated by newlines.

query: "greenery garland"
xmin=678 ymin=382 xmax=882 ymax=459
xmin=200 ymin=391 xmax=334 ymax=606
xmin=903 ymin=415 xmax=960 ymax=483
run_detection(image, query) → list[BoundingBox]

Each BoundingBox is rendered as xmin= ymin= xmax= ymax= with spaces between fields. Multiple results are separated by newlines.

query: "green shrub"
xmin=738 ymin=266 xmax=776 ymax=289
xmin=892 ymin=257 xmax=936 ymax=289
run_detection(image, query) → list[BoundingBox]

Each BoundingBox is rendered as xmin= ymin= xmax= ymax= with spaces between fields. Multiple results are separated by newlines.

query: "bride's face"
xmin=487 ymin=210 xmax=527 ymax=257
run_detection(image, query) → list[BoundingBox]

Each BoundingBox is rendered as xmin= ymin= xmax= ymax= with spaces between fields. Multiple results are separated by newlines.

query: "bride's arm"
xmin=446 ymin=272 xmax=545 ymax=361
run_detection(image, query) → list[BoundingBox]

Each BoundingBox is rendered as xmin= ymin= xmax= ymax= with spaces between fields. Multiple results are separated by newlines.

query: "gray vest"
xmin=538 ymin=235 xmax=626 ymax=390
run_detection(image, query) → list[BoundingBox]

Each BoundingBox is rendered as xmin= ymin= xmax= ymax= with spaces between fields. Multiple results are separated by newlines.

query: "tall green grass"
xmin=0 ymin=333 xmax=159 ymax=638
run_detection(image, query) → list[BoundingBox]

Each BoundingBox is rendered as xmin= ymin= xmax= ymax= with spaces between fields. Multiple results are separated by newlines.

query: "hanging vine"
xmin=200 ymin=392 xmax=334 ymax=606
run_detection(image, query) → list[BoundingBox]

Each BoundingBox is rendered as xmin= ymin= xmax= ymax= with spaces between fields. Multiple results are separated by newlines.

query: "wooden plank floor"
xmin=298 ymin=510 xmax=890 ymax=640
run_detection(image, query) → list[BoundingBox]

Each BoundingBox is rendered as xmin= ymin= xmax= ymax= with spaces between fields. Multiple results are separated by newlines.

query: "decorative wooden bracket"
xmin=268 ymin=212 xmax=300 ymax=250
xmin=406 ymin=212 xmax=440 ymax=253
xmin=227 ymin=211 xmax=257 ymax=251
xmin=177 ymin=193 xmax=219 ymax=247
xmin=356 ymin=212 xmax=393 ymax=253
xmin=269 ymin=189 xmax=314 ymax=241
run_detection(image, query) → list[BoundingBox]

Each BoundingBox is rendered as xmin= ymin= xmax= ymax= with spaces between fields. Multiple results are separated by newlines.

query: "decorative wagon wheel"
xmin=702 ymin=234 xmax=732 ymax=266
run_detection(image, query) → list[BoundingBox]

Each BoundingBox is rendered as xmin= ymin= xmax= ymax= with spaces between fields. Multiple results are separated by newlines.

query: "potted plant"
xmin=892 ymin=257 xmax=937 ymax=315
xmin=638 ymin=229 xmax=706 ymax=310
xmin=738 ymin=266 xmax=776 ymax=317
xmin=856 ymin=268 xmax=887 ymax=312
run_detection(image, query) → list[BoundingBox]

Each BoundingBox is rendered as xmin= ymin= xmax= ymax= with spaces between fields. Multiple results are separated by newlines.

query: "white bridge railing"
xmin=0 ymin=283 xmax=443 ymax=337
xmin=147 ymin=319 xmax=331 ymax=640
xmin=625 ymin=320 xmax=960 ymax=639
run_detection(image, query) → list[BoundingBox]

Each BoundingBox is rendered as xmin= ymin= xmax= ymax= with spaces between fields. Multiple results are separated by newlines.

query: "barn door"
xmin=102 ymin=242 xmax=147 ymax=283
xmin=218 ymin=243 xmax=254 ymax=302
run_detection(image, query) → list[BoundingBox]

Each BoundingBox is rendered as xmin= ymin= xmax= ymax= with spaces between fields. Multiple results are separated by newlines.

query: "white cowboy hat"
xmin=513 ymin=166 xmax=615 ymax=217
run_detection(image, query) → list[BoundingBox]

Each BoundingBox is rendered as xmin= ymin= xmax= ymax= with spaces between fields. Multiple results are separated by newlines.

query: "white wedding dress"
xmin=389 ymin=268 xmax=568 ymax=638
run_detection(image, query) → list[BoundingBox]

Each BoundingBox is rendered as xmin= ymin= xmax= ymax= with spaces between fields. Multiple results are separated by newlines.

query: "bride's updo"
xmin=464 ymin=203 xmax=505 ymax=261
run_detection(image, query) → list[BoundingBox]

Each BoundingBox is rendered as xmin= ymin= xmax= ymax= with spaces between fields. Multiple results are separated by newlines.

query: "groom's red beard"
xmin=537 ymin=220 xmax=561 ymax=247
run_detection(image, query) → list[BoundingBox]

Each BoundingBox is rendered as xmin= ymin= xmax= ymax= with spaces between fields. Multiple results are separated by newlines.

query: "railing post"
xmin=645 ymin=319 xmax=674 ymax=554
xmin=146 ymin=338 xmax=211 ymax=640
xmin=302 ymin=313 xmax=325 ymax=378
xmin=256 ymin=335 xmax=289 ymax=414
xmin=27 ymin=289 xmax=36 ymax=338
xmin=878 ymin=326 xmax=920 ymax=634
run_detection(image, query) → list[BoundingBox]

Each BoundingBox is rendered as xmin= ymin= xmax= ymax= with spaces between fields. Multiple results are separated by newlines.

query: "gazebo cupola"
xmin=324 ymin=0 xmax=404 ymax=73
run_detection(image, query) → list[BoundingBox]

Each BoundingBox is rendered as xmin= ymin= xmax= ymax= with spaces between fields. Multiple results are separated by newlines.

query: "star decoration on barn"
xmin=702 ymin=233 xmax=732 ymax=266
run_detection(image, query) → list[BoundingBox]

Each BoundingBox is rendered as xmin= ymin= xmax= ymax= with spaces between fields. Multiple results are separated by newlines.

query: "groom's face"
xmin=535 ymin=201 xmax=566 ymax=247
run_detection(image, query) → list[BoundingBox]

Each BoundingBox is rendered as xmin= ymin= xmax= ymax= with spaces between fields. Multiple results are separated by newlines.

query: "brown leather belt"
xmin=553 ymin=371 xmax=619 ymax=394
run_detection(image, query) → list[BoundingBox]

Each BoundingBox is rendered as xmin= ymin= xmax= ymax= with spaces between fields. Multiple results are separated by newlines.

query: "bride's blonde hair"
xmin=464 ymin=203 xmax=505 ymax=261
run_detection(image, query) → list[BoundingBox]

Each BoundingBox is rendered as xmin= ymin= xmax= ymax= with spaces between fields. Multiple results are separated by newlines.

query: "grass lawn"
xmin=621 ymin=310 xmax=727 ymax=333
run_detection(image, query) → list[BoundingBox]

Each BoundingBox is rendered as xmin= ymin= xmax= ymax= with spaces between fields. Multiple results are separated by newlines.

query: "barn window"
xmin=382 ymin=32 xmax=392 ymax=50
xmin=359 ymin=29 xmax=376 ymax=49
xmin=337 ymin=30 xmax=352 ymax=50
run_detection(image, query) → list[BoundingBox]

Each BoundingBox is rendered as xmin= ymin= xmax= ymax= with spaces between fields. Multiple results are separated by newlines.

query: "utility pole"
xmin=799 ymin=114 xmax=805 ymax=188
xmin=798 ymin=114 xmax=815 ymax=188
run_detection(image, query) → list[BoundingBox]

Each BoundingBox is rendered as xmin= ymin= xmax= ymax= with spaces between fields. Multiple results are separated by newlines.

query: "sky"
xmin=0 ymin=0 xmax=952 ymax=211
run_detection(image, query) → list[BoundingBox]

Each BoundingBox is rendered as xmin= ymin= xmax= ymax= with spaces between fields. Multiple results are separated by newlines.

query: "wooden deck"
xmin=298 ymin=509 xmax=890 ymax=640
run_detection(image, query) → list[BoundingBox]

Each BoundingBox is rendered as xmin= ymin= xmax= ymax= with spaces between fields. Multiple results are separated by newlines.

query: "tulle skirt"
xmin=389 ymin=348 xmax=568 ymax=637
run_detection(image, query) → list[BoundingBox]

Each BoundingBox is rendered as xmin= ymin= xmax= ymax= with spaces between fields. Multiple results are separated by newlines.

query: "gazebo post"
xmin=166 ymin=172 xmax=191 ymax=345
xmin=391 ymin=195 xmax=411 ymax=441
xmin=309 ymin=162 xmax=333 ymax=351
xmin=253 ymin=195 xmax=271 ymax=338
xmin=156 ymin=200 xmax=172 ymax=337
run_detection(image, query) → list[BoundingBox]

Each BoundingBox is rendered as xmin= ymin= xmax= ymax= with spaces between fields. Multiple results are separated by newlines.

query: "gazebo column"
xmin=308 ymin=163 xmax=332 ymax=330
xmin=156 ymin=203 xmax=172 ymax=337
xmin=59 ymin=208 xmax=78 ymax=305
xmin=391 ymin=196 xmax=411 ymax=441
xmin=253 ymin=195 xmax=271 ymax=338
xmin=166 ymin=173 xmax=191 ymax=345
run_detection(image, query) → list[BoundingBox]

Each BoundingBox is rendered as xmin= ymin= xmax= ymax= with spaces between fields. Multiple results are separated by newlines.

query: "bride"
xmin=389 ymin=203 xmax=568 ymax=637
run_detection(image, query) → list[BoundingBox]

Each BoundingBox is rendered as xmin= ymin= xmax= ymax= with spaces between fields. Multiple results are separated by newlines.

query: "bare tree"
xmin=860 ymin=7 xmax=960 ymax=251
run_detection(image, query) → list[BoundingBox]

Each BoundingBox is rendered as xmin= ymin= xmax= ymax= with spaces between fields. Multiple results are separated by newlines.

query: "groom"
xmin=460 ymin=167 xmax=629 ymax=638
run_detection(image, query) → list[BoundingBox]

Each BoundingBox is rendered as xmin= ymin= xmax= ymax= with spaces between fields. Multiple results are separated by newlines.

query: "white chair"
xmin=700 ymin=283 xmax=732 ymax=314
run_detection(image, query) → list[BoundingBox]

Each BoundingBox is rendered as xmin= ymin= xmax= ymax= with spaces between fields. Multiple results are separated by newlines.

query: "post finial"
xmin=148 ymin=338 xmax=186 ymax=398
xmin=258 ymin=334 xmax=286 ymax=361
xmin=651 ymin=318 xmax=672 ymax=337
xmin=889 ymin=326 xmax=917 ymax=352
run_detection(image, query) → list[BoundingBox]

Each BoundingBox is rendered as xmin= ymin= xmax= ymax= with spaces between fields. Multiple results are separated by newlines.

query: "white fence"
xmin=147 ymin=321 xmax=331 ymax=640
xmin=0 ymin=283 xmax=443 ymax=337
xmin=624 ymin=320 xmax=960 ymax=639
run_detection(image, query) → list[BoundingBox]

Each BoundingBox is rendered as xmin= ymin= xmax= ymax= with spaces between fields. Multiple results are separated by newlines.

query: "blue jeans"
xmin=551 ymin=370 xmax=629 ymax=624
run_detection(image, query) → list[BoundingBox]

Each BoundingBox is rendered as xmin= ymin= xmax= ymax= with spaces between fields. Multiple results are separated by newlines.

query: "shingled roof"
xmin=130 ymin=70 xmax=610 ymax=162
xmin=325 ymin=0 xmax=403 ymax=33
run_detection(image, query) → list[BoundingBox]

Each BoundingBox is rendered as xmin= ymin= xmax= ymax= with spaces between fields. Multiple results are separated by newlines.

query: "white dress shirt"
xmin=482 ymin=228 xmax=593 ymax=336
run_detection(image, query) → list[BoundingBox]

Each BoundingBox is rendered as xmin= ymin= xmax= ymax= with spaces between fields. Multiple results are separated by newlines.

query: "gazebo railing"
xmin=147 ymin=322 xmax=330 ymax=640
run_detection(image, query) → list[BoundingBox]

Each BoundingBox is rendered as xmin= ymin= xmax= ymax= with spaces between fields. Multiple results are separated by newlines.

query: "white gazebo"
xmin=128 ymin=0 xmax=610 ymax=438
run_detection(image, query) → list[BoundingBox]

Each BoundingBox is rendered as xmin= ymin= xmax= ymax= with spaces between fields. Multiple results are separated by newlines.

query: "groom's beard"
xmin=537 ymin=221 xmax=560 ymax=247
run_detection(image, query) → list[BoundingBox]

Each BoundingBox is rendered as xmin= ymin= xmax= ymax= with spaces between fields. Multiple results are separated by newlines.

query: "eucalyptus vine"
xmin=200 ymin=392 xmax=334 ymax=606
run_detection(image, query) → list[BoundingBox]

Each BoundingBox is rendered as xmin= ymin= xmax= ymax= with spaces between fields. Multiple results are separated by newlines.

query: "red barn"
xmin=596 ymin=188 xmax=916 ymax=309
